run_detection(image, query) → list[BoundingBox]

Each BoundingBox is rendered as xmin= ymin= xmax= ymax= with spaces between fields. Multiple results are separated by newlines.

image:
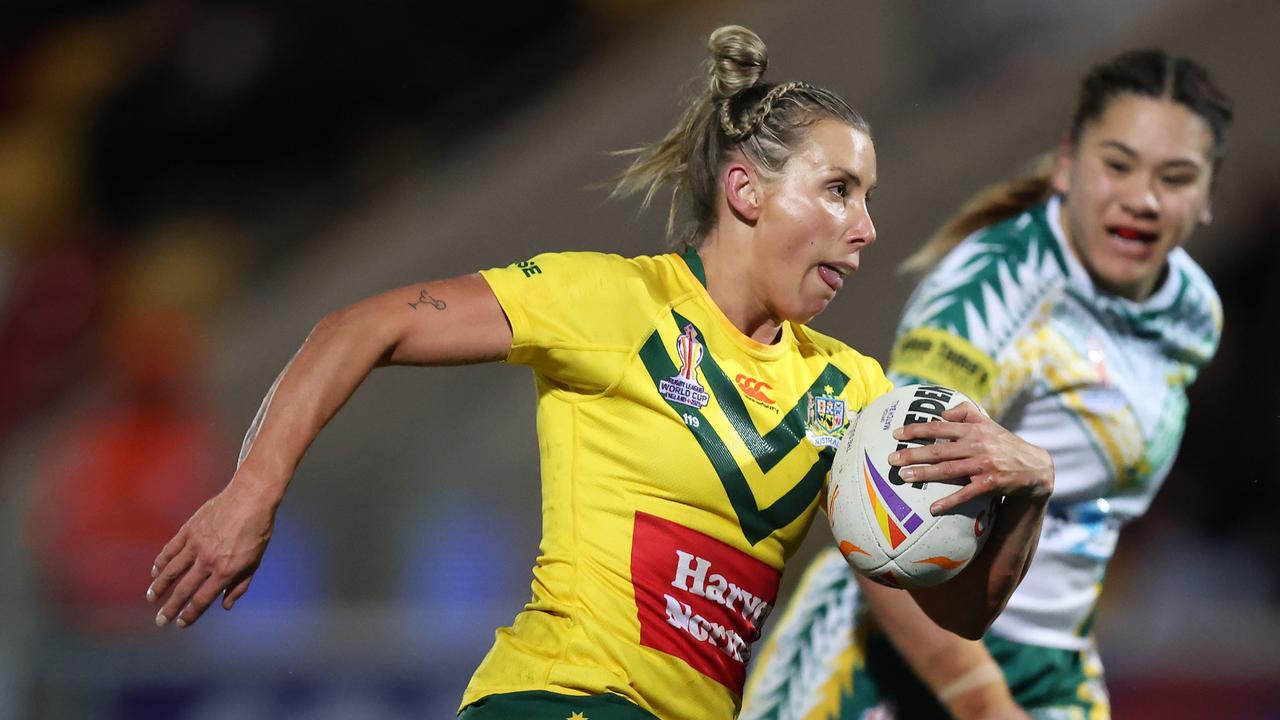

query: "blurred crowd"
xmin=2 ymin=0 xmax=589 ymax=606
xmin=1 ymin=2 xmax=596 ymax=717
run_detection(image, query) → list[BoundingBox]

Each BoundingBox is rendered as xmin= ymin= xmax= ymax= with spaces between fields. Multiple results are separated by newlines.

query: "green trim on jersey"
xmin=682 ymin=247 xmax=708 ymax=287
xmin=460 ymin=690 xmax=659 ymax=719
xmin=1139 ymin=389 xmax=1189 ymax=495
xmin=638 ymin=311 xmax=846 ymax=545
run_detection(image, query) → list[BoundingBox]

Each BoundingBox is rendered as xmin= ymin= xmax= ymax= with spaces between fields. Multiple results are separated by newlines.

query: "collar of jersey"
xmin=675 ymin=248 xmax=795 ymax=361
xmin=1044 ymin=194 xmax=1187 ymax=317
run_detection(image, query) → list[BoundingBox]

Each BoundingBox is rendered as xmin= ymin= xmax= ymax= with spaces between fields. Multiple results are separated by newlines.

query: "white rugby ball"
xmin=827 ymin=383 xmax=997 ymax=588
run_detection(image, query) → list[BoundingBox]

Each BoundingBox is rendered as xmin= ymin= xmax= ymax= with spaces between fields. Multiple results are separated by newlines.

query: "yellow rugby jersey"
xmin=465 ymin=251 xmax=891 ymax=719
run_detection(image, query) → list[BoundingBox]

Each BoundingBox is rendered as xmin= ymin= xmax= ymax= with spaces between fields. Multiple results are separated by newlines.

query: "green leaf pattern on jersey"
xmin=902 ymin=203 xmax=1221 ymax=494
xmin=1086 ymin=263 xmax=1221 ymax=377
xmin=897 ymin=210 xmax=1068 ymax=360
xmin=738 ymin=547 xmax=860 ymax=720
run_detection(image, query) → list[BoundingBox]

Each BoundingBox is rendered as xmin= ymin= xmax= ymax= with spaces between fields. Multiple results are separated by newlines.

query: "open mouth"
xmin=1106 ymin=225 xmax=1158 ymax=244
xmin=817 ymin=263 xmax=849 ymax=292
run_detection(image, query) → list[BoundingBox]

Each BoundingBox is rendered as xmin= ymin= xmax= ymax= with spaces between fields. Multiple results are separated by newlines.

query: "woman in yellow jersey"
xmin=146 ymin=26 xmax=1054 ymax=719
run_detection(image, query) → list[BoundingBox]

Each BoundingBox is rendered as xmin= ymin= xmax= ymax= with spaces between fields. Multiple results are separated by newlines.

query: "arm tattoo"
xmin=408 ymin=288 xmax=447 ymax=311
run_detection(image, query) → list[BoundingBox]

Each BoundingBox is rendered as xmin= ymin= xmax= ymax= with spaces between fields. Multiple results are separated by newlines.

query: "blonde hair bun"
xmin=707 ymin=25 xmax=768 ymax=99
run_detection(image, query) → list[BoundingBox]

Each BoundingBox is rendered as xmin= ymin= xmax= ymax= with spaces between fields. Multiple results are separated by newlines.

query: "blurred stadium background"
xmin=1 ymin=1 xmax=1277 ymax=718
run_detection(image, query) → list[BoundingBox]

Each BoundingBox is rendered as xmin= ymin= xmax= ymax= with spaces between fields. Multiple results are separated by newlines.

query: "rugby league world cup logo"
xmin=659 ymin=324 xmax=711 ymax=408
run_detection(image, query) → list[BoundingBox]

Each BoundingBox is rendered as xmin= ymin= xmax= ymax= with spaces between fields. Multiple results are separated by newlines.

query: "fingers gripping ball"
xmin=827 ymin=384 xmax=997 ymax=588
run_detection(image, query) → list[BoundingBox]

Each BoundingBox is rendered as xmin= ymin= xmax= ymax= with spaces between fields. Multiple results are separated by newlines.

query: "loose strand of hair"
xmin=608 ymin=122 xmax=690 ymax=207
xmin=899 ymin=153 xmax=1055 ymax=276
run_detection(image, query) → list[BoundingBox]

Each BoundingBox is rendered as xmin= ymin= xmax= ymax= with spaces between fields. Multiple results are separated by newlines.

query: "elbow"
xmin=310 ymin=307 xmax=352 ymax=341
xmin=312 ymin=304 xmax=399 ymax=362
xmin=913 ymin=582 xmax=1003 ymax=640
xmin=308 ymin=309 xmax=351 ymax=351
xmin=930 ymin=595 xmax=1004 ymax=640
xmin=934 ymin=611 xmax=993 ymax=641
xmin=947 ymin=615 xmax=995 ymax=641
xmin=314 ymin=304 xmax=366 ymax=335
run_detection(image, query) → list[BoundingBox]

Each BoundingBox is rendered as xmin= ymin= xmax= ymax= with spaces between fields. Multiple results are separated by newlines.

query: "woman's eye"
xmin=1162 ymin=174 xmax=1196 ymax=187
xmin=1104 ymin=160 xmax=1130 ymax=173
xmin=830 ymin=182 xmax=847 ymax=198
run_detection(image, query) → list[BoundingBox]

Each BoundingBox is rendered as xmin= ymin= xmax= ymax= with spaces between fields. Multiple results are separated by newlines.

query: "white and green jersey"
xmin=888 ymin=196 xmax=1221 ymax=650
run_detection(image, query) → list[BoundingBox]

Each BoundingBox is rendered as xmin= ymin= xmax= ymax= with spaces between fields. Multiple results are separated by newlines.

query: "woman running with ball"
xmin=146 ymin=26 xmax=1054 ymax=720
xmin=743 ymin=50 xmax=1233 ymax=720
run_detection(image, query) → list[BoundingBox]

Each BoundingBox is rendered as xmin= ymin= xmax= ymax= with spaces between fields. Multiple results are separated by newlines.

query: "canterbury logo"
xmin=734 ymin=373 xmax=775 ymax=404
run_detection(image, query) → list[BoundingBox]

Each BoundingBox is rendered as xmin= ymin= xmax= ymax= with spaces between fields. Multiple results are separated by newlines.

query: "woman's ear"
xmin=724 ymin=162 xmax=762 ymax=222
xmin=1198 ymin=198 xmax=1214 ymax=226
xmin=1050 ymin=138 xmax=1073 ymax=196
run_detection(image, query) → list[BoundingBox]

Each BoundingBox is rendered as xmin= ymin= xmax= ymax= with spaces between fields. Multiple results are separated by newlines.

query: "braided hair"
xmin=612 ymin=25 xmax=869 ymax=249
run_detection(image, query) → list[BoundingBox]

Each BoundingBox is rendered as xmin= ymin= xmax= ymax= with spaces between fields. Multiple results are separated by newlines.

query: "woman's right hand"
xmin=146 ymin=476 xmax=279 ymax=628
xmin=890 ymin=401 xmax=1053 ymax=513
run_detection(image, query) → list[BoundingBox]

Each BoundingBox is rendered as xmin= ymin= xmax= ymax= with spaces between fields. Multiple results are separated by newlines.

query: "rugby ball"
xmin=827 ymin=384 xmax=997 ymax=588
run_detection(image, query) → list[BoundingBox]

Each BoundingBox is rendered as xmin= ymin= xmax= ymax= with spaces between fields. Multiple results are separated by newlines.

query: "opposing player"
xmin=145 ymin=26 xmax=1054 ymax=719
xmin=741 ymin=50 xmax=1233 ymax=719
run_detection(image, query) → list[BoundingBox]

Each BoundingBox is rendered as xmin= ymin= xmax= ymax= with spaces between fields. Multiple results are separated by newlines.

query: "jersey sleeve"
xmin=1165 ymin=249 xmax=1223 ymax=383
xmin=886 ymin=318 xmax=1012 ymax=414
xmin=853 ymin=351 xmax=894 ymax=408
xmin=480 ymin=251 xmax=660 ymax=393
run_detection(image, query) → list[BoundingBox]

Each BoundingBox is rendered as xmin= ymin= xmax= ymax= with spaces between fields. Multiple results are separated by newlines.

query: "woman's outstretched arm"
xmin=146 ymin=273 xmax=512 ymax=628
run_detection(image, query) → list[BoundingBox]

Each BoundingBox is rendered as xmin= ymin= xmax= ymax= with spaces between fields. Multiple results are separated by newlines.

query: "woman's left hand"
xmin=887 ymin=402 xmax=1053 ymax=515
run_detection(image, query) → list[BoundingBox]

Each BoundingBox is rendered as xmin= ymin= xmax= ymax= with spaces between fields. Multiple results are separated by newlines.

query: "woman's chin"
xmin=792 ymin=296 xmax=832 ymax=324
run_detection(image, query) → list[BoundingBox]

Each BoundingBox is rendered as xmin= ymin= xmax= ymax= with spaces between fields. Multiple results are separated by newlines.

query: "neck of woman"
xmin=697 ymin=231 xmax=785 ymax=345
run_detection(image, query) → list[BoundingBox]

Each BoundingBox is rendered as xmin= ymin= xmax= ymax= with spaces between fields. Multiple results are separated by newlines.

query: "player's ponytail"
xmin=611 ymin=25 xmax=868 ymax=249
xmin=902 ymin=49 xmax=1233 ymax=275
xmin=899 ymin=154 xmax=1054 ymax=275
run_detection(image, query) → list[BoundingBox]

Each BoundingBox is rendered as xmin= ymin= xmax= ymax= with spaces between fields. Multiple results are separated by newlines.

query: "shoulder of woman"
xmin=793 ymin=325 xmax=887 ymax=379
xmin=1167 ymin=248 xmax=1221 ymax=303
xmin=1166 ymin=247 xmax=1224 ymax=337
